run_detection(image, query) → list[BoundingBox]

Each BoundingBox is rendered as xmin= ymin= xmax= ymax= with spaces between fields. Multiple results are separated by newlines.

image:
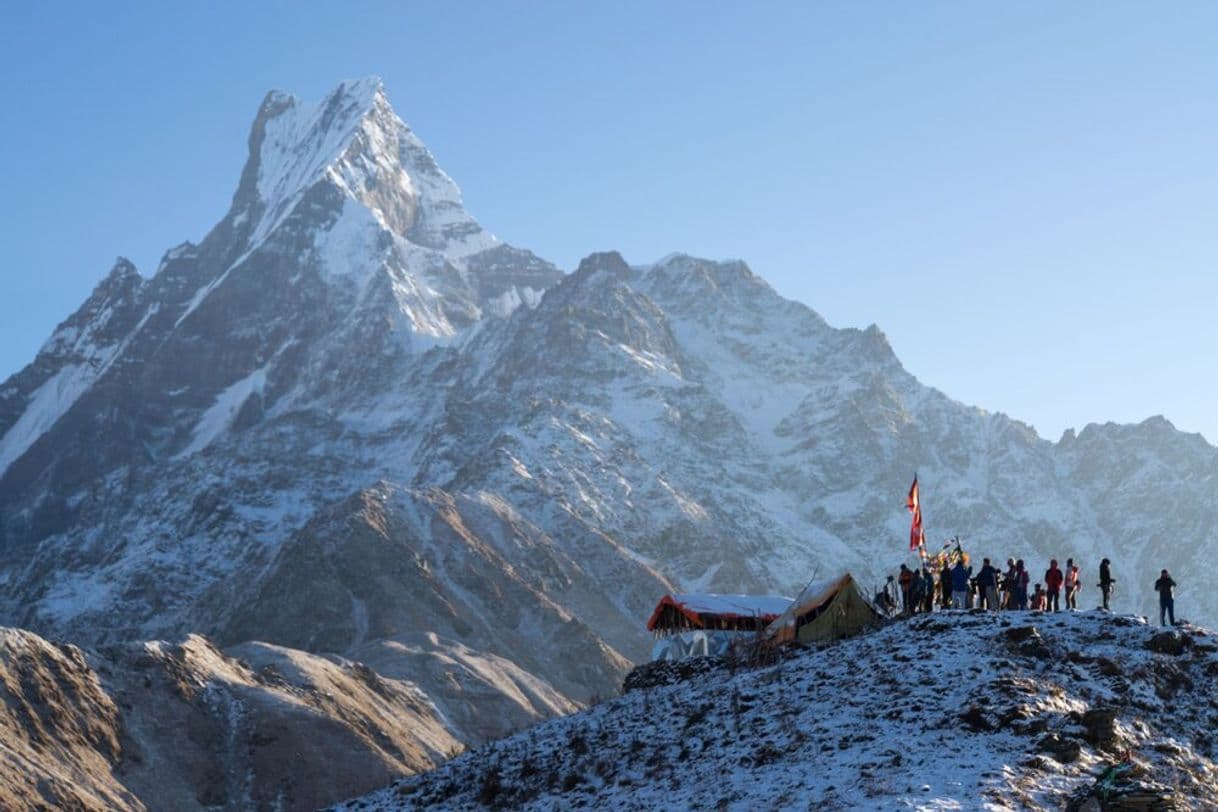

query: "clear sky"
xmin=3 ymin=3 xmax=1216 ymax=443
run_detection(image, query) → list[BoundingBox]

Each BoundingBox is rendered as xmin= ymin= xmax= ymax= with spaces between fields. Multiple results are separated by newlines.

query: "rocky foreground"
xmin=336 ymin=611 xmax=1218 ymax=811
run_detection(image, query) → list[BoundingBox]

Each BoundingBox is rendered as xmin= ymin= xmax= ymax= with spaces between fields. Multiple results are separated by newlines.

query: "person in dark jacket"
xmin=977 ymin=558 xmax=999 ymax=611
xmin=909 ymin=566 xmax=926 ymax=615
xmin=1014 ymin=560 xmax=1030 ymax=610
xmin=1098 ymin=559 xmax=1115 ymax=610
xmin=921 ymin=567 xmax=935 ymax=614
xmin=1154 ymin=569 xmax=1177 ymax=626
xmin=951 ymin=559 xmax=972 ymax=609
xmin=1044 ymin=559 xmax=1064 ymax=612
xmin=939 ymin=562 xmax=952 ymax=609
xmin=1002 ymin=558 xmax=1017 ymax=609
xmin=899 ymin=564 xmax=914 ymax=615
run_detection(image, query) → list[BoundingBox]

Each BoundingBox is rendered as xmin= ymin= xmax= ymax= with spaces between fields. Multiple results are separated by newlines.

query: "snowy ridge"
xmin=337 ymin=612 xmax=1218 ymax=811
xmin=245 ymin=76 xmax=496 ymax=261
xmin=0 ymin=260 xmax=152 ymax=476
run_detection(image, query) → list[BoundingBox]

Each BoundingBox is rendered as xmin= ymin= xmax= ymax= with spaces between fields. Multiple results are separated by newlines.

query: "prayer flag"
xmin=906 ymin=475 xmax=925 ymax=551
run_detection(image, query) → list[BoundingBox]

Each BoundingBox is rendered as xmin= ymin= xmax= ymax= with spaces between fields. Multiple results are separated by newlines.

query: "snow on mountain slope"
xmin=336 ymin=611 xmax=1218 ymax=811
xmin=0 ymin=259 xmax=149 ymax=478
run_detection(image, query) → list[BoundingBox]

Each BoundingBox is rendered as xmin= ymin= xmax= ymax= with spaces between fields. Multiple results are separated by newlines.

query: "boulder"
xmin=1144 ymin=632 xmax=1190 ymax=656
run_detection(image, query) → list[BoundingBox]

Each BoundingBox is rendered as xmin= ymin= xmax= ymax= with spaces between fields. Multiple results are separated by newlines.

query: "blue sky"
xmin=3 ymin=3 xmax=1216 ymax=442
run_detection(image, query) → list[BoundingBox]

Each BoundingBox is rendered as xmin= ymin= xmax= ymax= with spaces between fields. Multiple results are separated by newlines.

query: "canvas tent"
xmin=764 ymin=573 xmax=885 ymax=645
xmin=646 ymin=593 xmax=793 ymax=662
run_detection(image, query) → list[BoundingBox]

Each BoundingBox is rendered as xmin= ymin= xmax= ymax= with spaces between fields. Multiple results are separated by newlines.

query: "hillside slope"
xmin=338 ymin=611 xmax=1218 ymax=811
xmin=0 ymin=626 xmax=477 ymax=811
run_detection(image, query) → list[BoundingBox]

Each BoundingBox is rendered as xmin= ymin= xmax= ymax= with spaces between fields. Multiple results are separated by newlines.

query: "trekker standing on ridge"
xmin=899 ymin=564 xmax=914 ymax=615
xmin=1065 ymin=559 xmax=1081 ymax=610
xmin=1098 ymin=559 xmax=1115 ymax=610
xmin=1014 ymin=560 xmax=1030 ymax=610
xmin=939 ymin=561 xmax=952 ymax=610
xmin=1002 ymin=558 xmax=1017 ymax=609
xmin=909 ymin=566 xmax=926 ymax=615
xmin=1044 ymin=559 xmax=1064 ymax=612
xmin=921 ymin=566 xmax=935 ymax=614
xmin=951 ymin=558 xmax=972 ymax=609
xmin=977 ymin=558 xmax=999 ymax=611
xmin=1154 ymin=569 xmax=1177 ymax=626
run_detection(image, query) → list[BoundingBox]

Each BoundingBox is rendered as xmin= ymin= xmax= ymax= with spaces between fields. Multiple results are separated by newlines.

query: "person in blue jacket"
xmin=951 ymin=558 xmax=972 ymax=609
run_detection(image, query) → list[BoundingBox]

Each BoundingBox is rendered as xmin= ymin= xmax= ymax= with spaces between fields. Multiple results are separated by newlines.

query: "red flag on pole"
xmin=906 ymin=475 xmax=925 ymax=551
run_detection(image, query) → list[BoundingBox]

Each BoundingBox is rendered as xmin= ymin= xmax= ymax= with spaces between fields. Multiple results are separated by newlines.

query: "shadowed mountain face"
xmin=0 ymin=77 xmax=1215 ymax=789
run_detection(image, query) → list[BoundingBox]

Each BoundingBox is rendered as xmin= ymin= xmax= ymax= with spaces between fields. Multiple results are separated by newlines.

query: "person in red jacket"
xmin=1064 ymin=559 xmax=1081 ymax=610
xmin=1044 ymin=559 xmax=1064 ymax=612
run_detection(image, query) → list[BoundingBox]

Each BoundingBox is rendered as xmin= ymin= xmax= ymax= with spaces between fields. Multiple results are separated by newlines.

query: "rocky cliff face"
xmin=0 ymin=77 xmax=1215 ymax=808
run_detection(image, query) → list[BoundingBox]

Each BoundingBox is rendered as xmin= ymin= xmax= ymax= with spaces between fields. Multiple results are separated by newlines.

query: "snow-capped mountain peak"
xmin=229 ymin=76 xmax=494 ymax=262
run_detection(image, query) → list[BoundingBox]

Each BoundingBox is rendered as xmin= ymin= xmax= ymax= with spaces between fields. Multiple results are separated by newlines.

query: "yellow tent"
xmin=764 ymin=573 xmax=886 ymax=645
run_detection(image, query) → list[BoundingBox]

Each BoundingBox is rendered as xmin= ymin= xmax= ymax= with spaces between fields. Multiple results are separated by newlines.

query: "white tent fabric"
xmin=668 ymin=594 xmax=793 ymax=618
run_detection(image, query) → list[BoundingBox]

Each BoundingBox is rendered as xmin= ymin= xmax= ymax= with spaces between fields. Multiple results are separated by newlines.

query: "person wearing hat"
xmin=1154 ymin=569 xmax=1177 ymax=626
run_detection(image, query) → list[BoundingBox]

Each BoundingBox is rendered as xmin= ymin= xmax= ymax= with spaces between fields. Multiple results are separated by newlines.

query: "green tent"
xmin=764 ymin=573 xmax=886 ymax=644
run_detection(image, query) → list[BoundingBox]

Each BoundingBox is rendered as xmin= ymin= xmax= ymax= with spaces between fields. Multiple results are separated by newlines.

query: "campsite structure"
xmin=646 ymin=593 xmax=793 ymax=661
xmin=764 ymin=573 xmax=886 ymax=645
xmin=645 ymin=576 xmax=886 ymax=660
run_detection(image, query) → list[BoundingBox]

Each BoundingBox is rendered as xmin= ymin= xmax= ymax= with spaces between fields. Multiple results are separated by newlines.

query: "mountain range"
xmin=0 ymin=76 xmax=1214 ymax=809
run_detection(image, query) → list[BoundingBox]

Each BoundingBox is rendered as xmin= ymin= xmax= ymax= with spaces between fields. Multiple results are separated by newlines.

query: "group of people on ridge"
xmin=883 ymin=556 xmax=1178 ymax=626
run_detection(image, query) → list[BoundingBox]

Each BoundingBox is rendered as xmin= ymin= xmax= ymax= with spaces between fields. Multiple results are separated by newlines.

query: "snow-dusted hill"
xmin=336 ymin=611 xmax=1218 ymax=811
xmin=0 ymin=76 xmax=1216 ymax=805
